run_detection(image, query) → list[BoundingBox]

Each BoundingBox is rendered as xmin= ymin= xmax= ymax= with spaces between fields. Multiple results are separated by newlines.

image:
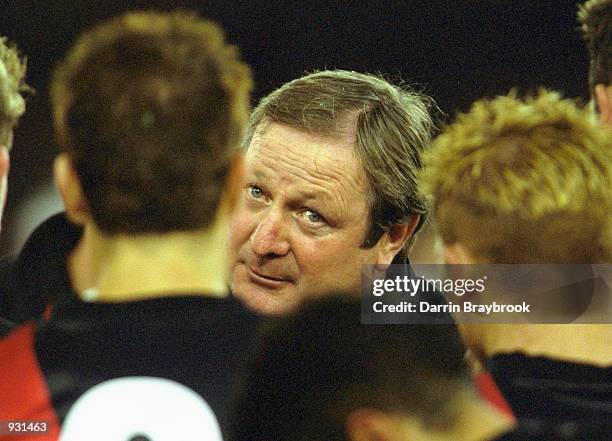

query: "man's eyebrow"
xmin=298 ymin=189 xmax=328 ymax=201
xmin=246 ymin=166 xmax=268 ymax=180
xmin=291 ymin=188 xmax=339 ymax=212
xmin=247 ymin=162 xmax=336 ymax=207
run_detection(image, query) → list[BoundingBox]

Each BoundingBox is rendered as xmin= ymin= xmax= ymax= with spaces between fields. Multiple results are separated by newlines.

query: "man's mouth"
xmin=247 ymin=265 xmax=294 ymax=288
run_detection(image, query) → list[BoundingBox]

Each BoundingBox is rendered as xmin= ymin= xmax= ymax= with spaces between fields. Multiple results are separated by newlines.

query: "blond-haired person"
xmin=0 ymin=36 xmax=28 ymax=335
xmin=0 ymin=37 xmax=27 ymax=232
xmin=422 ymin=90 xmax=611 ymax=425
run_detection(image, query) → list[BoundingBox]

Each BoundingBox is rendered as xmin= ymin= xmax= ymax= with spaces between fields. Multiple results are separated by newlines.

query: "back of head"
xmin=422 ymin=90 xmax=612 ymax=263
xmin=51 ymin=11 xmax=252 ymax=234
xmin=245 ymin=70 xmax=436 ymax=253
xmin=578 ymin=0 xmax=612 ymax=91
xmin=230 ymin=295 xmax=468 ymax=441
xmin=0 ymin=37 xmax=27 ymax=149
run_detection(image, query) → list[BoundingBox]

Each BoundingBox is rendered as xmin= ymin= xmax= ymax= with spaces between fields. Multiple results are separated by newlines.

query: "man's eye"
xmin=248 ymin=185 xmax=264 ymax=199
xmin=301 ymin=209 xmax=324 ymax=225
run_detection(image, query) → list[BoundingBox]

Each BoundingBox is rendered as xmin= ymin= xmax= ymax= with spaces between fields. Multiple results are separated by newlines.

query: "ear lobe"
xmin=54 ymin=153 xmax=91 ymax=226
xmin=594 ymin=84 xmax=612 ymax=125
xmin=375 ymin=215 xmax=420 ymax=266
xmin=346 ymin=408 xmax=402 ymax=441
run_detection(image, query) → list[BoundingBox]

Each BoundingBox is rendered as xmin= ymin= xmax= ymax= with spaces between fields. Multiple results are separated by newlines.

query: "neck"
xmin=447 ymin=392 xmax=514 ymax=441
xmin=405 ymin=391 xmax=515 ymax=441
xmin=476 ymin=324 xmax=612 ymax=367
xmin=399 ymin=389 xmax=514 ymax=441
xmin=447 ymin=250 xmax=612 ymax=368
xmin=72 ymin=213 xmax=231 ymax=302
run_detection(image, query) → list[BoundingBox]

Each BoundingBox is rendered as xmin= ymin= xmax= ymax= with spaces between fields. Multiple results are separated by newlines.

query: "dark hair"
xmin=244 ymin=70 xmax=436 ymax=254
xmin=51 ymin=11 xmax=252 ymax=233
xmin=230 ymin=296 xmax=468 ymax=441
xmin=578 ymin=0 xmax=612 ymax=91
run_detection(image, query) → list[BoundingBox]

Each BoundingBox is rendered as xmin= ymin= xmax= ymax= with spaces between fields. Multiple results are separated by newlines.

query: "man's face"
xmin=230 ymin=122 xmax=381 ymax=314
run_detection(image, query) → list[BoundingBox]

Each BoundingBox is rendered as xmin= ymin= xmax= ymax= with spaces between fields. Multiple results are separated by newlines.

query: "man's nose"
xmin=249 ymin=209 xmax=291 ymax=257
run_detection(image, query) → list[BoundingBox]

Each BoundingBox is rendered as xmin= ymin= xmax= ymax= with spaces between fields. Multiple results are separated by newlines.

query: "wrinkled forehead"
xmin=247 ymin=111 xmax=359 ymax=149
xmin=246 ymin=120 xmax=359 ymax=169
xmin=245 ymin=121 xmax=370 ymax=199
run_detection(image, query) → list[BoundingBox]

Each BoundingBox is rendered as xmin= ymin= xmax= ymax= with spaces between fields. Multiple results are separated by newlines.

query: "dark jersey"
xmin=488 ymin=353 xmax=612 ymax=423
xmin=0 ymin=293 xmax=261 ymax=439
xmin=493 ymin=419 xmax=612 ymax=441
xmin=0 ymin=213 xmax=81 ymax=335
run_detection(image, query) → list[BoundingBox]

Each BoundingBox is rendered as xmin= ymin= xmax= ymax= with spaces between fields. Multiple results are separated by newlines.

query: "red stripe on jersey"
xmin=43 ymin=303 xmax=53 ymax=323
xmin=475 ymin=371 xmax=515 ymax=419
xmin=0 ymin=323 xmax=60 ymax=440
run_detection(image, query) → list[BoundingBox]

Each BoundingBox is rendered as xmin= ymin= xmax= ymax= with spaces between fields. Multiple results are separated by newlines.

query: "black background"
xmin=0 ymin=0 xmax=589 ymax=254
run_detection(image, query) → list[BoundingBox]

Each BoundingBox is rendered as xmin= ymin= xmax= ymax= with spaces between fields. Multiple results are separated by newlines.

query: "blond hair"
xmin=0 ymin=37 xmax=29 ymax=148
xmin=422 ymin=90 xmax=612 ymax=263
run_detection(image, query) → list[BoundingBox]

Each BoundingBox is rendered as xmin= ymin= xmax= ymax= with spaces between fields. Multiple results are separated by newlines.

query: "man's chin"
xmin=231 ymin=281 xmax=301 ymax=316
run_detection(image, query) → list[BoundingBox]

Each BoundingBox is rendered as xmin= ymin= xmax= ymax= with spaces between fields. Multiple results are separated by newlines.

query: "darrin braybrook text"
xmin=372 ymin=301 xmax=531 ymax=314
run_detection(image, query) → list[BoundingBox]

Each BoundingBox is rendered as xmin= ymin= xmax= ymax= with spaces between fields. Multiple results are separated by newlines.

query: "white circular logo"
xmin=60 ymin=377 xmax=223 ymax=441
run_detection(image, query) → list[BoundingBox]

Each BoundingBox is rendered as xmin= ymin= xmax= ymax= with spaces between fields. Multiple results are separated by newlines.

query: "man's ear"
xmin=375 ymin=214 xmax=420 ymax=268
xmin=346 ymin=408 xmax=404 ymax=441
xmin=218 ymin=153 xmax=245 ymax=216
xmin=594 ymin=84 xmax=612 ymax=125
xmin=53 ymin=153 xmax=91 ymax=226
